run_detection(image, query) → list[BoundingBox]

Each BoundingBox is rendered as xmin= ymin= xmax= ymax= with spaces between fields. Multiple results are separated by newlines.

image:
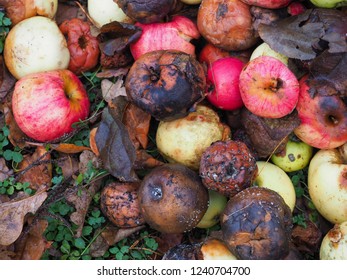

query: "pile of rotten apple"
xmin=1 ymin=0 xmax=347 ymax=260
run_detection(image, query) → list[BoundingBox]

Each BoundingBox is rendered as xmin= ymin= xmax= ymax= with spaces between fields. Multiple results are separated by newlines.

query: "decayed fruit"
xmin=100 ymin=181 xmax=145 ymax=228
xmin=199 ymin=140 xmax=258 ymax=197
xmin=240 ymin=0 xmax=291 ymax=9
xmin=320 ymin=222 xmax=347 ymax=260
xmin=239 ymin=56 xmax=300 ymax=119
xmin=125 ymin=50 xmax=206 ymax=121
xmin=221 ymin=187 xmax=292 ymax=259
xmin=138 ymin=163 xmax=209 ymax=234
xmin=156 ymin=105 xmax=231 ymax=170
xmin=197 ymin=0 xmax=257 ymax=51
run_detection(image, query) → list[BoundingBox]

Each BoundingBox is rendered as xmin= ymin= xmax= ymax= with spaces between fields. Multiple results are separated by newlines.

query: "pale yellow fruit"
xmin=254 ymin=161 xmax=296 ymax=212
xmin=201 ymin=239 xmax=237 ymax=260
xmin=308 ymin=148 xmax=347 ymax=224
xmin=156 ymin=105 xmax=230 ymax=170
xmin=320 ymin=222 xmax=347 ymax=260
xmin=88 ymin=0 xmax=132 ymax=28
xmin=250 ymin=42 xmax=288 ymax=65
xmin=4 ymin=16 xmax=70 ymax=79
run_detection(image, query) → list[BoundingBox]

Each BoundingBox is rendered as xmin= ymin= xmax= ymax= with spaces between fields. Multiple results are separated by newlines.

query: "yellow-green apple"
xmin=180 ymin=0 xmax=202 ymax=4
xmin=200 ymin=238 xmax=238 ymax=260
xmin=197 ymin=190 xmax=228 ymax=228
xmin=250 ymin=42 xmax=288 ymax=65
xmin=320 ymin=222 xmax=347 ymax=260
xmin=12 ymin=69 xmax=90 ymax=142
xmin=130 ymin=15 xmax=200 ymax=60
xmin=294 ymin=75 xmax=347 ymax=149
xmin=87 ymin=0 xmax=132 ymax=28
xmin=310 ymin=0 xmax=347 ymax=8
xmin=156 ymin=105 xmax=231 ymax=170
xmin=206 ymin=57 xmax=245 ymax=111
xmin=239 ymin=56 xmax=299 ymax=118
xmin=2 ymin=0 xmax=58 ymax=26
xmin=240 ymin=0 xmax=291 ymax=8
xmin=4 ymin=16 xmax=70 ymax=80
xmin=271 ymin=138 xmax=313 ymax=172
xmin=308 ymin=146 xmax=347 ymax=224
xmin=253 ymin=161 xmax=296 ymax=212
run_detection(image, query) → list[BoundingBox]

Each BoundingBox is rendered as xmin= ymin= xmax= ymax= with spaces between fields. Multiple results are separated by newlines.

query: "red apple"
xmin=130 ymin=15 xmax=200 ymax=60
xmin=239 ymin=56 xmax=299 ymax=118
xmin=240 ymin=0 xmax=291 ymax=9
xmin=206 ymin=57 xmax=245 ymax=111
xmin=287 ymin=2 xmax=307 ymax=15
xmin=12 ymin=69 xmax=90 ymax=142
xmin=294 ymin=75 xmax=347 ymax=149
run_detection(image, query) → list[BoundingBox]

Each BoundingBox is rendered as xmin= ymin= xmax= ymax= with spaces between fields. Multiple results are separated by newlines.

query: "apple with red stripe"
xmin=12 ymin=69 xmax=90 ymax=142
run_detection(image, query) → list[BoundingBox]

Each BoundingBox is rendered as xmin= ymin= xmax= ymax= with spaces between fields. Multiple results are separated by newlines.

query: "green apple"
xmin=196 ymin=190 xmax=228 ymax=228
xmin=250 ymin=42 xmax=288 ymax=65
xmin=320 ymin=222 xmax=347 ymax=260
xmin=271 ymin=139 xmax=313 ymax=172
xmin=253 ymin=161 xmax=296 ymax=212
xmin=310 ymin=0 xmax=347 ymax=8
xmin=308 ymin=147 xmax=347 ymax=224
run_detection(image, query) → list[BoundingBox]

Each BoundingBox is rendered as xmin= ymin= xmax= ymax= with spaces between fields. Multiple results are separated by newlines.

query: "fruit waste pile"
xmin=0 ymin=0 xmax=346 ymax=260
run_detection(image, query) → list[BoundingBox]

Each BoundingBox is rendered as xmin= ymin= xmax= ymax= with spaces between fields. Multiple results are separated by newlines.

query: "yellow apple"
xmin=201 ymin=238 xmax=237 ymax=260
xmin=320 ymin=221 xmax=347 ymax=260
xmin=250 ymin=42 xmax=288 ymax=65
xmin=253 ymin=161 xmax=296 ymax=212
xmin=308 ymin=147 xmax=347 ymax=224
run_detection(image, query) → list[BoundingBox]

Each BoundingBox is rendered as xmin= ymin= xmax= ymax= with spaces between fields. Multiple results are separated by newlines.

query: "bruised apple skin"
xmin=125 ymin=50 xmax=206 ymax=122
xmin=100 ymin=181 xmax=145 ymax=228
xmin=199 ymin=140 xmax=258 ymax=197
xmin=221 ymin=187 xmax=292 ymax=260
xmin=197 ymin=0 xmax=258 ymax=51
xmin=239 ymin=56 xmax=299 ymax=118
xmin=138 ymin=163 xmax=209 ymax=234
xmin=130 ymin=16 xmax=200 ymax=60
xmin=294 ymin=75 xmax=347 ymax=150
xmin=156 ymin=105 xmax=231 ymax=170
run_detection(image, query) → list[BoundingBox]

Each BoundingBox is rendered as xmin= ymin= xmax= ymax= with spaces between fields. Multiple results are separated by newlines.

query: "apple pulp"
xmin=12 ymin=70 xmax=90 ymax=142
xmin=239 ymin=56 xmax=299 ymax=118
xmin=294 ymin=75 xmax=347 ymax=149
xmin=206 ymin=57 xmax=245 ymax=111
xmin=130 ymin=15 xmax=200 ymax=60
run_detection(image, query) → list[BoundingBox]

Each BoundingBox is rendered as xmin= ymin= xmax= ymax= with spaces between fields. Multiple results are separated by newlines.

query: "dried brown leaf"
xmin=101 ymin=224 xmax=145 ymax=246
xmin=57 ymin=155 xmax=79 ymax=179
xmin=3 ymin=103 xmax=27 ymax=148
xmin=101 ymin=78 xmax=127 ymax=105
xmin=0 ymin=157 xmax=13 ymax=181
xmin=51 ymin=143 xmax=91 ymax=154
xmin=0 ymin=190 xmax=47 ymax=246
xmin=17 ymin=147 xmax=52 ymax=190
xmin=89 ymin=127 xmax=100 ymax=156
xmin=0 ymin=56 xmax=16 ymax=102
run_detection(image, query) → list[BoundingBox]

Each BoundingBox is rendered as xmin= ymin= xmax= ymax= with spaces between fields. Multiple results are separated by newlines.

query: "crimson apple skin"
xmin=239 ymin=56 xmax=299 ymax=118
xmin=206 ymin=57 xmax=245 ymax=111
xmin=240 ymin=0 xmax=291 ymax=8
xmin=294 ymin=75 xmax=347 ymax=149
xmin=130 ymin=15 xmax=200 ymax=60
xmin=12 ymin=69 xmax=90 ymax=142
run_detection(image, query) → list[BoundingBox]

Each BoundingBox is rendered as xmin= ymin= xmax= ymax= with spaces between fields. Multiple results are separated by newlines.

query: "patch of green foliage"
xmin=0 ymin=177 xmax=32 ymax=195
xmin=0 ymin=12 xmax=11 ymax=54
xmin=0 ymin=125 xmax=23 ymax=164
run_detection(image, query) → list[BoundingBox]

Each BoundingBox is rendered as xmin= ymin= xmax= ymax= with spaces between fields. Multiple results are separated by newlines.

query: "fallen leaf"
xmin=0 ymin=56 xmax=16 ymax=102
xmin=0 ymin=245 xmax=16 ymax=260
xmin=0 ymin=157 xmax=13 ymax=181
xmin=3 ymin=103 xmax=27 ymax=148
xmin=96 ymin=68 xmax=129 ymax=79
xmin=258 ymin=8 xmax=347 ymax=60
xmin=0 ymin=190 xmax=47 ymax=246
xmin=55 ymin=1 xmax=87 ymax=25
xmin=57 ymin=154 xmax=79 ymax=179
xmin=123 ymin=103 xmax=151 ymax=149
xmin=134 ymin=150 xmax=164 ymax=170
xmin=17 ymin=147 xmax=52 ymax=190
xmin=51 ymin=143 xmax=91 ymax=154
xmin=79 ymin=150 xmax=102 ymax=174
xmin=89 ymin=127 xmax=100 ymax=156
xmin=95 ymin=107 xmax=139 ymax=182
xmin=15 ymin=218 xmax=51 ymax=260
xmin=101 ymin=78 xmax=127 ymax=105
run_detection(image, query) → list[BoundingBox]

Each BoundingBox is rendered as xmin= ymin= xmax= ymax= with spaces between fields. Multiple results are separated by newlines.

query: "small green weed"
xmin=0 ymin=125 xmax=23 ymax=164
xmin=0 ymin=11 xmax=11 ymax=53
xmin=0 ymin=177 xmax=31 ymax=195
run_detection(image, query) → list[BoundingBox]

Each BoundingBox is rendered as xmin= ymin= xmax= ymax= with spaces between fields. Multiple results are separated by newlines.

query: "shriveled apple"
xmin=4 ymin=16 xmax=70 ymax=79
xmin=239 ymin=56 xmax=299 ymax=118
xmin=308 ymin=146 xmax=347 ymax=224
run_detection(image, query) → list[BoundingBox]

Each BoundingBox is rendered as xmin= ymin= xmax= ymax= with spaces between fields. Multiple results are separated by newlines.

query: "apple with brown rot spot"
xmin=12 ymin=69 xmax=90 ymax=142
xmin=239 ymin=56 xmax=300 ymax=119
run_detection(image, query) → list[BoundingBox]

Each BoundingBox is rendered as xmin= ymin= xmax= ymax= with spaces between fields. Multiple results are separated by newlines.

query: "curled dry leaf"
xmin=258 ymin=8 xmax=347 ymax=60
xmin=89 ymin=127 xmax=100 ymax=156
xmin=3 ymin=103 xmax=27 ymax=148
xmin=17 ymin=147 xmax=52 ymax=190
xmin=57 ymin=154 xmax=79 ymax=179
xmin=0 ymin=190 xmax=47 ymax=246
xmin=95 ymin=107 xmax=139 ymax=182
xmin=101 ymin=78 xmax=127 ymax=106
xmin=50 ymin=143 xmax=91 ymax=154
xmin=15 ymin=218 xmax=51 ymax=260
xmin=0 ymin=56 xmax=16 ymax=102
